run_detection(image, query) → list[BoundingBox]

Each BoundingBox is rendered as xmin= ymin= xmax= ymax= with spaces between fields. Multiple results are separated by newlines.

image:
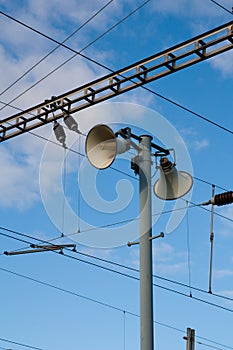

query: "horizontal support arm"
xmin=0 ymin=21 xmax=232 ymax=141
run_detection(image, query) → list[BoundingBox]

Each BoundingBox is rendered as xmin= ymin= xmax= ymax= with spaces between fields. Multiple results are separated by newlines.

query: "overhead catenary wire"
xmin=1 ymin=226 xmax=233 ymax=311
xmin=0 ymin=266 xmax=233 ymax=350
xmin=1 ymin=220 xmax=233 ymax=306
xmin=197 ymin=340 xmax=224 ymax=350
xmin=197 ymin=336 xmax=233 ymax=350
xmin=0 ymin=0 xmax=115 ymax=98
xmin=1 ymin=194 xmax=233 ymax=267
xmin=0 ymin=113 xmax=227 ymax=208
xmin=209 ymin=0 xmax=233 ymax=15
xmin=186 ymin=200 xmax=192 ymax=297
xmin=0 ymin=5 xmax=231 ymax=350
xmin=1 ymin=229 xmax=233 ymax=314
xmin=0 ymin=122 xmax=227 ymax=202
xmin=0 ymin=0 xmax=151 ymax=112
xmin=0 ymin=9 xmax=233 ymax=136
xmin=61 ymin=147 xmax=67 ymax=237
xmin=0 ymin=336 xmax=45 ymax=350
xmin=2 ymin=123 xmax=229 ymax=191
xmin=2 ymin=196 xmax=232 ymax=255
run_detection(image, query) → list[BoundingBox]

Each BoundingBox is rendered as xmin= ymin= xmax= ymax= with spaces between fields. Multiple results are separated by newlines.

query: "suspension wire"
xmin=0 ymin=0 xmax=151 ymax=113
xmin=27 ymin=128 xmax=233 ymax=192
xmin=77 ymin=132 xmax=81 ymax=233
xmin=0 ymin=5 xmax=232 ymax=348
xmin=0 ymin=0 xmax=114 ymax=98
xmin=190 ymin=199 xmax=233 ymax=223
xmin=2 ymin=218 xmax=233 ymax=308
xmin=197 ymin=340 xmax=224 ymax=350
xmin=0 ymin=122 xmax=227 ymax=218
xmin=61 ymin=147 xmax=67 ymax=237
xmin=1 ymin=265 xmax=233 ymax=350
xmin=0 ymin=6 xmax=233 ymax=138
xmin=123 ymin=310 xmax=126 ymax=350
xmin=2 ymin=228 xmax=233 ymax=313
xmin=23 ymin=126 xmax=233 ymax=196
xmin=1 ymin=220 xmax=233 ymax=308
xmin=193 ymin=176 xmax=228 ymax=192
xmin=209 ymin=0 xmax=233 ymax=15
xmin=0 ymin=336 xmax=45 ymax=350
xmin=186 ymin=200 xmax=192 ymax=297
xmin=1 ymin=198 xmax=233 ymax=258
xmin=141 ymin=86 xmax=233 ymax=136
xmin=197 ymin=335 xmax=233 ymax=350
xmin=63 ymin=200 xmax=233 ymax=239
xmin=3 ymin=228 xmax=233 ymax=314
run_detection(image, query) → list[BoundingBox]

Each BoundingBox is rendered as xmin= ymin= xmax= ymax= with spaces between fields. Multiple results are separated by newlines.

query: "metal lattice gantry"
xmin=0 ymin=20 xmax=233 ymax=142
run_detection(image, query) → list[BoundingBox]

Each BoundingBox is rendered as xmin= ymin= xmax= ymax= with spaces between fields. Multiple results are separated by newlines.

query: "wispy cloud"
xmin=0 ymin=142 xmax=40 ymax=209
xmin=215 ymin=269 xmax=233 ymax=278
xmin=177 ymin=127 xmax=210 ymax=152
xmin=193 ymin=139 xmax=210 ymax=151
xmin=218 ymin=290 xmax=233 ymax=299
xmin=210 ymin=51 xmax=233 ymax=77
xmin=218 ymin=206 xmax=233 ymax=237
xmin=128 ymin=241 xmax=188 ymax=276
xmin=151 ymin=0 xmax=231 ymax=19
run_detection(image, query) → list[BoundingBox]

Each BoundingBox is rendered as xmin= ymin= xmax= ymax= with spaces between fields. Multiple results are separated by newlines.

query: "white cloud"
xmin=218 ymin=206 xmax=233 ymax=237
xmin=0 ymin=142 xmax=40 ymax=209
xmin=218 ymin=290 xmax=233 ymax=298
xmin=151 ymin=0 xmax=231 ymax=19
xmin=153 ymin=241 xmax=188 ymax=275
xmin=193 ymin=139 xmax=209 ymax=151
xmin=177 ymin=127 xmax=210 ymax=152
xmin=155 ymin=261 xmax=187 ymax=275
xmin=215 ymin=269 xmax=233 ymax=278
xmin=153 ymin=241 xmax=174 ymax=262
xmin=210 ymin=51 xmax=233 ymax=77
xmin=128 ymin=241 xmax=187 ymax=275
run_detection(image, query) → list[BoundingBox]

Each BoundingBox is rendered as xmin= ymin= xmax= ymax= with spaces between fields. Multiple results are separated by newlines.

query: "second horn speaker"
xmin=154 ymin=158 xmax=193 ymax=200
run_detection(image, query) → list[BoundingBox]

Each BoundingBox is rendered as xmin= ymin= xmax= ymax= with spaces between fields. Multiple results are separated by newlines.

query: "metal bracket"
xmin=127 ymin=232 xmax=164 ymax=247
xmin=149 ymin=232 xmax=164 ymax=241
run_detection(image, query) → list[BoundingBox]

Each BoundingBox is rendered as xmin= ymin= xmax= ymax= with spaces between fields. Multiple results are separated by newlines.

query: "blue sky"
xmin=0 ymin=1 xmax=233 ymax=350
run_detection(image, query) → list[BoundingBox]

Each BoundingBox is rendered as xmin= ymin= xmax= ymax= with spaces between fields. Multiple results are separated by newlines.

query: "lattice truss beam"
xmin=0 ymin=21 xmax=233 ymax=141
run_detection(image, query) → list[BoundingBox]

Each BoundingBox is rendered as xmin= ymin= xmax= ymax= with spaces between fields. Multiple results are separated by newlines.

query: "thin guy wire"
xmin=1 ymin=266 xmax=232 ymax=350
xmin=197 ymin=336 xmax=233 ymax=350
xmin=0 ymin=336 xmax=45 ymax=350
xmin=61 ymin=147 xmax=67 ymax=237
xmin=1 ymin=230 xmax=233 ymax=313
xmin=2 ymin=125 xmax=228 ymax=198
xmin=0 ymin=7 xmax=233 ymax=136
xmin=0 ymin=0 xmax=151 ymax=112
xmin=209 ymin=0 xmax=233 ymax=15
xmin=197 ymin=340 xmax=224 ymax=350
xmin=141 ymin=86 xmax=233 ymax=135
xmin=77 ymin=134 xmax=81 ymax=233
xmin=186 ymin=200 xmax=192 ymax=297
xmin=0 ymin=0 xmax=114 ymax=98
xmin=0 ymin=204 xmax=196 ymax=254
xmin=123 ymin=310 xmax=126 ymax=350
xmin=64 ymin=200 xmax=233 ymax=238
xmin=2 ymin=222 xmax=233 ymax=307
xmin=1 ymin=197 xmax=233 ymax=260
xmin=25 ymin=128 xmax=233 ymax=194
xmin=2 ymin=219 xmax=233 ymax=306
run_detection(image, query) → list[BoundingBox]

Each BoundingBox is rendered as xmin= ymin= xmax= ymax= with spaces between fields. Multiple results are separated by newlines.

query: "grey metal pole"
xmin=139 ymin=135 xmax=154 ymax=350
xmin=186 ymin=328 xmax=191 ymax=350
xmin=185 ymin=328 xmax=195 ymax=350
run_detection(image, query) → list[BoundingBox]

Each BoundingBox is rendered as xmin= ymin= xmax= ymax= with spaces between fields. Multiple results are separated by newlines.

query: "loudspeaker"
xmin=153 ymin=158 xmax=193 ymax=200
xmin=85 ymin=124 xmax=130 ymax=169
